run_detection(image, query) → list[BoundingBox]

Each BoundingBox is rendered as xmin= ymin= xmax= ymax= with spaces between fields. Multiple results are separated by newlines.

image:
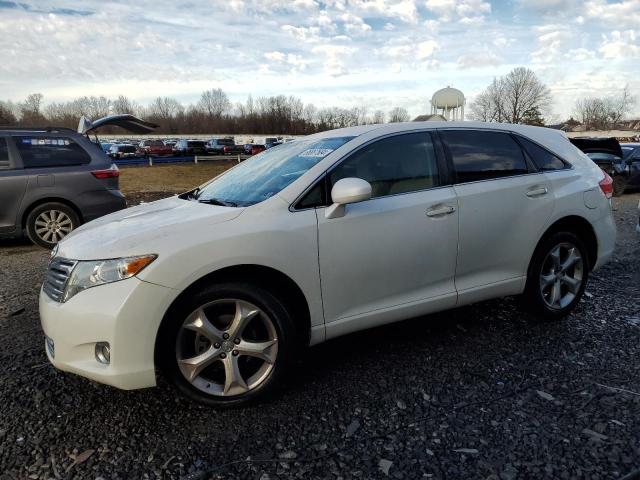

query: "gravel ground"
xmin=0 ymin=194 xmax=638 ymax=480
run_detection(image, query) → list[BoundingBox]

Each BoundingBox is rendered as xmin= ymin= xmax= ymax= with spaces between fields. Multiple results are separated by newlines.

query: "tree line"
xmin=468 ymin=67 xmax=636 ymax=129
xmin=1 ymin=67 xmax=635 ymax=134
xmin=0 ymin=89 xmax=410 ymax=135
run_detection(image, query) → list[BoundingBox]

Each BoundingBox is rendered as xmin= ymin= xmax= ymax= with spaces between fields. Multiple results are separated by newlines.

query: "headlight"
xmin=63 ymin=254 xmax=157 ymax=302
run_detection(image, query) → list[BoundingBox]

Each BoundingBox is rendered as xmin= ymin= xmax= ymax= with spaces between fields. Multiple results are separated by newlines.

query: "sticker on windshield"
xmin=299 ymin=148 xmax=334 ymax=158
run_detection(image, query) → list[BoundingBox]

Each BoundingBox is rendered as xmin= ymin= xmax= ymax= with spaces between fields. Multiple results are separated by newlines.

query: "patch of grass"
xmin=118 ymin=161 xmax=235 ymax=194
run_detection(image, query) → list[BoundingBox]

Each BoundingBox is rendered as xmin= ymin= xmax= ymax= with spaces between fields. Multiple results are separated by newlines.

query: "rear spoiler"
xmin=78 ymin=114 xmax=159 ymax=135
xmin=569 ymin=137 xmax=623 ymax=158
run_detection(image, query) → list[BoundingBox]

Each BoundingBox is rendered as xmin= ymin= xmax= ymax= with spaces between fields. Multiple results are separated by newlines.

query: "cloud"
xmin=599 ymin=30 xmax=640 ymax=59
xmin=531 ymin=27 xmax=573 ymax=63
xmin=457 ymin=49 xmax=504 ymax=68
xmin=0 ymin=0 xmax=638 ymax=120
xmin=425 ymin=0 xmax=491 ymax=24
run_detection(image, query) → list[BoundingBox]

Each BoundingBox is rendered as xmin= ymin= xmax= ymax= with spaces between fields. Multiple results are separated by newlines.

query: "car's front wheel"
xmin=523 ymin=232 xmax=589 ymax=318
xmin=26 ymin=202 xmax=80 ymax=249
xmin=158 ymin=283 xmax=296 ymax=407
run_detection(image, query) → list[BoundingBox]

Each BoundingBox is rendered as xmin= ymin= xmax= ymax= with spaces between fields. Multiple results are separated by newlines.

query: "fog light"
xmin=95 ymin=342 xmax=111 ymax=365
xmin=45 ymin=336 xmax=55 ymax=359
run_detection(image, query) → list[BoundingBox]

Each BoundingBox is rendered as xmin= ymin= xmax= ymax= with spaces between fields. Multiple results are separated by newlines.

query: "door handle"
xmin=526 ymin=187 xmax=548 ymax=198
xmin=426 ymin=205 xmax=456 ymax=217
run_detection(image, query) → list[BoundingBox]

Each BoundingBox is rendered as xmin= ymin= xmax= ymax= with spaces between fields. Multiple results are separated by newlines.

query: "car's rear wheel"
xmin=523 ymin=232 xmax=589 ymax=318
xmin=26 ymin=202 xmax=80 ymax=249
xmin=158 ymin=283 xmax=296 ymax=407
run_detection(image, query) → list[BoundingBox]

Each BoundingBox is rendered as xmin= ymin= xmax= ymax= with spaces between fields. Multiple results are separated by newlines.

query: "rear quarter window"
xmin=517 ymin=136 xmax=567 ymax=171
xmin=15 ymin=137 xmax=91 ymax=168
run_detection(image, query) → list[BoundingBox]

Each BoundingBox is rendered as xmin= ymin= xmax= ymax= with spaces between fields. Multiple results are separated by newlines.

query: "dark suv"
xmin=0 ymin=127 xmax=126 ymax=248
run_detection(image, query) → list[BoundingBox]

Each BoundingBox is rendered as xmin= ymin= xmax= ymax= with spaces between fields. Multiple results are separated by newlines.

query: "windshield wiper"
xmin=198 ymin=198 xmax=237 ymax=207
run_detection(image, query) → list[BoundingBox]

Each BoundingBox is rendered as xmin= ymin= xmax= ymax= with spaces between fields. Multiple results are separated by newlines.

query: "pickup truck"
xmin=206 ymin=138 xmax=244 ymax=155
xmin=137 ymin=139 xmax=173 ymax=157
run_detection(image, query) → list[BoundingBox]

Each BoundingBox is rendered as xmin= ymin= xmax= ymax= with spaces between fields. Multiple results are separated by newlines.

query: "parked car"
xmin=569 ymin=137 xmax=629 ymax=196
xmin=40 ymin=122 xmax=616 ymax=407
xmin=164 ymin=140 xmax=177 ymax=148
xmin=100 ymin=142 xmax=113 ymax=154
xmin=138 ymin=139 xmax=173 ymax=157
xmin=621 ymin=143 xmax=640 ymax=191
xmin=173 ymin=139 xmax=208 ymax=156
xmin=250 ymin=144 xmax=266 ymax=155
xmin=206 ymin=138 xmax=243 ymax=155
xmin=108 ymin=144 xmax=139 ymax=159
xmin=0 ymin=127 xmax=126 ymax=248
xmin=243 ymin=143 xmax=254 ymax=155
xmin=265 ymin=140 xmax=282 ymax=149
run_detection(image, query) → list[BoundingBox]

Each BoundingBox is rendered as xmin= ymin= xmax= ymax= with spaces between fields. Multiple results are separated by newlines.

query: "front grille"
xmin=43 ymin=258 xmax=77 ymax=302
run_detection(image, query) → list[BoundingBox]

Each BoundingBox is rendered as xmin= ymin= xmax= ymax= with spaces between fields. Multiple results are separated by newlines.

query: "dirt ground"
xmin=118 ymin=161 xmax=235 ymax=195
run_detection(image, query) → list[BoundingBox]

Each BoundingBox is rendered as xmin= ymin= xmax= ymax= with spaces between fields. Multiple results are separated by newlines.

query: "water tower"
xmin=430 ymin=86 xmax=465 ymax=121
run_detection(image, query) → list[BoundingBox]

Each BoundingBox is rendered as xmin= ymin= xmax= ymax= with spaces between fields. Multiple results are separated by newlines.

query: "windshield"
xmin=188 ymin=141 xmax=205 ymax=147
xmin=195 ymin=136 xmax=354 ymax=207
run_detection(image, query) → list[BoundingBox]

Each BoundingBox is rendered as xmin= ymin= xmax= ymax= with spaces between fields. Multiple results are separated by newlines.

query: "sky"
xmin=0 ymin=0 xmax=639 ymax=121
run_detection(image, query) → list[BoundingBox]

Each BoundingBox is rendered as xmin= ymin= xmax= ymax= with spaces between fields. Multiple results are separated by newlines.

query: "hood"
xmin=569 ymin=137 xmax=622 ymax=158
xmin=57 ymin=196 xmax=244 ymax=260
xmin=78 ymin=114 xmax=159 ymax=135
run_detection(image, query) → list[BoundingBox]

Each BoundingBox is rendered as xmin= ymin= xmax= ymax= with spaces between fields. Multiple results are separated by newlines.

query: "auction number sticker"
xmin=23 ymin=138 xmax=70 ymax=146
xmin=299 ymin=148 xmax=334 ymax=157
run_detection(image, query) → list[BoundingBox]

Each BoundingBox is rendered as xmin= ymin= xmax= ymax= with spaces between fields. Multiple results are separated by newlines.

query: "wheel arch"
xmin=21 ymin=197 xmax=84 ymax=229
xmin=154 ymin=264 xmax=312 ymax=365
xmin=532 ymin=215 xmax=598 ymax=271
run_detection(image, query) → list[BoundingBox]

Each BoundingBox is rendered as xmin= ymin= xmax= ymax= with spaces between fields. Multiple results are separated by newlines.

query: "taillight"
xmin=599 ymin=170 xmax=613 ymax=199
xmin=92 ymin=164 xmax=120 ymax=179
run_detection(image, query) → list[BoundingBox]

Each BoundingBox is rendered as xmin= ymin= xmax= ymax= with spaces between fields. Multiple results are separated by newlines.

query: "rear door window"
xmin=440 ymin=130 xmax=528 ymax=183
xmin=15 ymin=137 xmax=91 ymax=168
xmin=329 ymin=132 xmax=440 ymax=199
xmin=0 ymin=138 xmax=9 ymax=169
xmin=517 ymin=136 xmax=567 ymax=171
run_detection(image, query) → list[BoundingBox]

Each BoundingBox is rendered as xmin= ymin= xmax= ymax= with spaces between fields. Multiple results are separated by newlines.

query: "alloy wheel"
xmin=34 ymin=210 xmax=74 ymax=244
xmin=539 ymin=242 xmax=584 ymax=310
xmin=176 ymin=299 xmax=278 ymax=397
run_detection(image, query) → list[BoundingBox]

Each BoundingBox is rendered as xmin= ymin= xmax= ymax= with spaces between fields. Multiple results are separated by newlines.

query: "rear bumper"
xmin=76 ymin=189 xmax=127 ymax=222
xmin=39 ymin=277 xmax=179 ymax=390
xmin=591 ymin=204 xmax=617 ymax=271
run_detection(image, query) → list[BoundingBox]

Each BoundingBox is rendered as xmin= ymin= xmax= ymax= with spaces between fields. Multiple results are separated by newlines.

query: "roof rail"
xmin=0 ymin=125 xmax=77 ymax=133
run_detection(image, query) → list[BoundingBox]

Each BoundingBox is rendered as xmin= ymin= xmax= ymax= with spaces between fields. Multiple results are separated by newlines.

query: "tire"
xmin=25 ymin=202 xmax=80 ymax=249
xmin=522 ymin=232 xmax=589 ymax=319
xmin=157 ymin=282 xmax=297 ymax=407
xmin=612 ymin=176 xmax=627 ymax=197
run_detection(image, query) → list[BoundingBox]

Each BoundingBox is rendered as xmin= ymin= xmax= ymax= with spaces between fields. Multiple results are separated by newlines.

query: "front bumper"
xmin=39 ymin=277 xmax=178 ymax=390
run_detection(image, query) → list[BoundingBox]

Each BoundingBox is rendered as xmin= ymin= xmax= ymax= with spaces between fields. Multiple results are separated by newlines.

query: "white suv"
xmin=39 ymin=122 xmax=616 ymax=407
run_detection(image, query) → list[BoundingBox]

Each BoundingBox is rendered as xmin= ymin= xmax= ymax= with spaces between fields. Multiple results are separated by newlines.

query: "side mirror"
xmin=325 ymin=177 xmax=372 ymax=219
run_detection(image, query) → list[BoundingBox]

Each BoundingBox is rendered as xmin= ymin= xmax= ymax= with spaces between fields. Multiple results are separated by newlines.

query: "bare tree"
xmin=149 ymin=97 xmax=184 ymax=119
xmin=198 ymin=88 xmax=231 ymax=118
xmin=388 ymin=107 xmax=409 ymax=123
xmin=19 ymin=93 xmax=45 ymax=124
xmin=112 ymin=95 xmax=138 ymax=115
xmin=0 ymin=101 xmax=17 ymax=124
xmin=469 ymin=68 xmax=550 ymax=124
xmin=574 ymin=85 xmax=637 ymax=129
xmin=372 ymin=110 xmax=385 ymax=124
